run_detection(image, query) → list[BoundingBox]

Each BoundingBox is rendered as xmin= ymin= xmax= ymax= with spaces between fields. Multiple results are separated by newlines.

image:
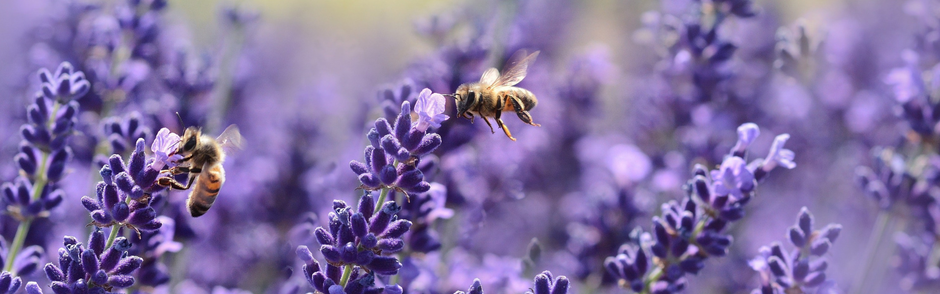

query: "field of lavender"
xmin=1 ymin=0 xmax=938 ymax=293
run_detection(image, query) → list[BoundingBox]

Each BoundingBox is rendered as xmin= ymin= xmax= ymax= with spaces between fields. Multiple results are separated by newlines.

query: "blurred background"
xmin=1 ymin=0 xmax=939 ymax=293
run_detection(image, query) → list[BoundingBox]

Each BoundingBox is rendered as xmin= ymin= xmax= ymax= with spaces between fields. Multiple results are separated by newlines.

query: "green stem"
xmin=339 ymin=264 xmax=354 ymax=287
xmin=3 ymin=219 xmax=33 ymax=273
xmin=3 ymin=102 xmax=60 ymax=273
xmin=105 ymin=226 xmax=121 ymax=250
xmin=852 ymin=210 xmax=892 ymax=294
xmin=375 ymin=187 xmax=391 ymax=208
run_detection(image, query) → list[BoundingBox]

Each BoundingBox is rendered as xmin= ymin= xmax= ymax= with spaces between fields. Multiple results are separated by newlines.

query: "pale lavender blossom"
xmin=413 ymin=88 xmax=449 ymax=132
xmin=762 ymin=134 xmax=797 ymax=172
xmin=710 ymin=156 xmax=756 ymax=199
xmin=150 ymin=128 xmax=183 ymax=170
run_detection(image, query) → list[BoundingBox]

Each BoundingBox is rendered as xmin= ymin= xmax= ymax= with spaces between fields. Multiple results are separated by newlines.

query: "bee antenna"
xmin=175 ymin=112 xmax=185 ymax=129
xmin=441 ymin=93 xmax=455 ymax=97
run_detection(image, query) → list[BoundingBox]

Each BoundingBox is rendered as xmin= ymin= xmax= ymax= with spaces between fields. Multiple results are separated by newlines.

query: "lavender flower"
xmin=413 ymin=88 xmax=450 ymax=132
xmin=749 ymin=207 xmax=842 ymax=293
xmin=0 ymin=272 xmax=23 ymax=294
xmin=101 ymin=112 xmax=152 ymax=156
xmin=296 ymin=194 xmax=410 ymax=293
xmin=525 ymin=271 xmax=569 ymax=294
xmin=150 ymin=128 xmax=182 ymax=170
xmin=350 ymin=99 xmax=446 ymax=199
xmin=605 ymin=123 xmax=794 ymax=293
xmin=41 ymin=232 xmax=143 ymax=293
xmin=38 ymin=62 xmax=90 ymax=103
xmin=80 ymin=138 xmax=166 ymax=233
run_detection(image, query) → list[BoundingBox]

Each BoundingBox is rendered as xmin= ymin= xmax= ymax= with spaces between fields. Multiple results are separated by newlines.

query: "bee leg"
xmin=481 ymin=116 xmax=496 ymax=134
xmin=157 ymin=174 xmax=197 ymax=190
xmin=463 ymin=112 xmax=475 ymax=124
xmin=509 ymin=96 xmax=541 ymax=127
xmin=496 ymin=118 xmax=517 ymax=141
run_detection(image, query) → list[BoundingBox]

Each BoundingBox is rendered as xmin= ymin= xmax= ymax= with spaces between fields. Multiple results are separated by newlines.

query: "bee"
xmin=450 ymin=49 xmax=541 ymax=141
xmin=157 ymin=125 xmax=243 ymax=217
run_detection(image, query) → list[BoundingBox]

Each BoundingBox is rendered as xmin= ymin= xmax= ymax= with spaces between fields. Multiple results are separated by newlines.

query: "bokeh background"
xmin=1 ymin=0 xmax=939 ymax=293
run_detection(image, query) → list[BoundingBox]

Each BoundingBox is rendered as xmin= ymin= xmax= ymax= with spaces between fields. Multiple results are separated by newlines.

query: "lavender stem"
xmin=339 ymin=264 xmax=354 ymax=286
xmin=2 ymin=102 xmax=60 ymax=273
xmin=852 ymin=209 xmax=892 ymax=294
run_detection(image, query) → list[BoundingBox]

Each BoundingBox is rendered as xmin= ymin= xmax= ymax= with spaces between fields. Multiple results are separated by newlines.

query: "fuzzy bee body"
xmin=157 ymin=125 xmax=242 ymax=217
xmin=453 ymin=50 xmax=541 ymax=141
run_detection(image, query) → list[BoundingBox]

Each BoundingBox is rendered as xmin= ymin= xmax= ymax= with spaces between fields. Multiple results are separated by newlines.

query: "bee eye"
xmin=183 ymin=137 xmax=197 ymax=151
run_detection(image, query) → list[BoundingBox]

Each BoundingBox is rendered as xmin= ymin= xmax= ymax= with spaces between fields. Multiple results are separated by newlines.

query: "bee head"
xmin=453 ymin=84 xmax=475 ymax=119
xmin=179 ymin=127 xmax=202 ymax=153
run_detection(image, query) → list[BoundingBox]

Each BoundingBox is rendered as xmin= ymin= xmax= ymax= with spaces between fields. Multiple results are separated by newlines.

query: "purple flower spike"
xmin=750 ymin=207 xmax=840 ymax=292
xmin=413 ymin=88 xmax=450 ymax=132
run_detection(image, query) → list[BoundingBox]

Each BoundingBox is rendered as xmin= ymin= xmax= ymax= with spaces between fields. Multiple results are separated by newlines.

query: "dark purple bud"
xmin=371 ymin=148 xmax=389 ymax=175
xmin=358 ymin=173 xmax=381 ymax=188
xmin=406 ymin=181 xmax=431 ymax=194
xmin=113 ymin=202 xmax=130 ymax=222
xmin=351 ymin=213 xmax=368 ymax=238
xmin=395 ymin=169 xmax=424 ymax=190
xmin=603 ymin=257 xmax=621 ymax=277
xmin=21 ymin=125 xmax=50 ymax=146
xmin=651 ymin=243 xmax=667 ymax=259
xmin=15 ymin=153 xmax=36 ymax=175
xmin=92 ymin=270 xmax=108 ymax=285
xmin=378 ymin=239 xmax=404 ymax=253
xmin=820 ymin=224 xmax=842 ymax=243
xmin=810 ymin=239 xmax=831 ymax=256
xmin=381 ymin=220 xmax=412 ymax=239
xmin=810 ymin=259 xmax=828 ymax=272
xmin=341 ymin=242 xmax=357 ymax=263
xmin=366 ymin=256 xmax=401 ymax=275
xmin=127 ymin=207 xmax=156 ymax=226
xmin=320 ymin=245 xmax=342 ymax=263
xmin=411 ymin=134 xmax=442 ymax=155
xmin=67 ymin=259 xmax=85 ymax=283
xmin=350 ymin=161 xmax=369 ymax=175
xmin=99 ymin=237 xmax=129 ymax=271
xmin=129 ymin=149 xmax=146 ymax=181
xmin=467 ymin=279 xmax=483 ymax=294
xmin=100 ymin=166 xmax=113 ymax=186
xmin=80 ymin=249 xmax=99 ymax=276
xmin=356 ymin=250 xmax=374 ymax=265
xmin=315 ymin=227 xmax=335 ymax=246
xmin=26 ymin=282 xmax=42 ymax=294
xmin=50 ymin=281 xmax=70 ymax=294
xmin=719 ymin=207 xmax=745 ymax=221
xmin=114 ymin=172 xmax=134 ymax=194
xmin=358 ymin=194 xmax=375 ymax=219
xmin=45 ymin=148 xmax=71 ymax=182
xmin=375 ymin=118 xmax=393 ymax=137
xmin=379 ymin=165 xmax=397 ymax=186
xmin=767 ymin=256 xmax=787 ymax=277
xmin=797 ymin=207 xmax=813 ymax=235
xmin=381 ymin=135 xmax=405 ymax=159
xmin=788 ymin=226 xmax=806 ymax=248
xmin=793 ymin=258 xmax=810 ymax=281
xmin=128 ymin=186 xmax=143 ymax=200
xmin=89 ymin=229 xmax=104 ymax=256
xmin=297 ymin=245 xmax=315 ymax=264
xmin=803 ymin=272 xmax=826 ymax=287
xmin=328 ymin=285 xmax=344 ymax=294
xmin=653 ymin=220 xmax=670 ymax=247
xmin=364 ymin=146 xmax=374 ymax=167
xmin=91 ymin=210 xmax=112 ymax=224
xmin=534 ymin=273 xmax=550 ymax=294
xmin=112 ymin=256 xmax=143 ymax=275
xmin=15 ymin=182 xmax=30 ymax=206
xmin=551 ymin=276 xmax=569 ymax=294
xmin=311 ymin=272 xmax=328 ymax=293
xmin=361 ymin=233 xmax=378 ymax=249
xmin=2 ymin=183 xmax=15 ymax=205
xmin=108 ymin=155 xmax=126 ymax=176
xmin=368 ymin=129 xmax=381 ymax=148
xmin=44 ymin=189 xmax=64 ymax=210
xmin=709 ymin=43 xmax=737 ymax=62
xmin=383 ymin=285 xmax=403 ymax=294
xmin=679 ymin=257 xmax=705 ymax=274
xmin=108 ymin=275 xmax=135 ymax=288
xmin=369 ymin=202 xmax=399 ymax=234
xmin=27 ymin=105 xmax=45 ymax=125
xmin=712 ymin=194 xmax=728 ymax=209
xmin=394 ymin=102 xmax=411 ymax=140
xmin=45 ymin=263 xmax=65 ymax=282
xmin=670 ymin=239 xmax=690 ymax=257
xmin=326 ymin=264 xmax=342 ymax=282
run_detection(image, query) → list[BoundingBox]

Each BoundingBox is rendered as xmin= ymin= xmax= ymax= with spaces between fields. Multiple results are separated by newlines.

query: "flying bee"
xmin=157 ymin=125 xmax=243 ymax=217
xmin=449 ymin=49 xmax=541 ymax=141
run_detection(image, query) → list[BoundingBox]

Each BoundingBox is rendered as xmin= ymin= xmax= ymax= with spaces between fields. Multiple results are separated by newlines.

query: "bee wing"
xmin=216 ymin=124 xmax=244 ymax=154
xmin=494 ymin=50 xmax=540 ymax=87
xmin=479 ymin=67 xmax=500 ymax=87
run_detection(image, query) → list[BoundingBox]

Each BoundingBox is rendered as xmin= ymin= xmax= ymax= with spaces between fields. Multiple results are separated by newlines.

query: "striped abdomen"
xmin=499 ymin=87 xmax=538 ymax=111
xmin=187 ymin=163 xmax=225 ymax=217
